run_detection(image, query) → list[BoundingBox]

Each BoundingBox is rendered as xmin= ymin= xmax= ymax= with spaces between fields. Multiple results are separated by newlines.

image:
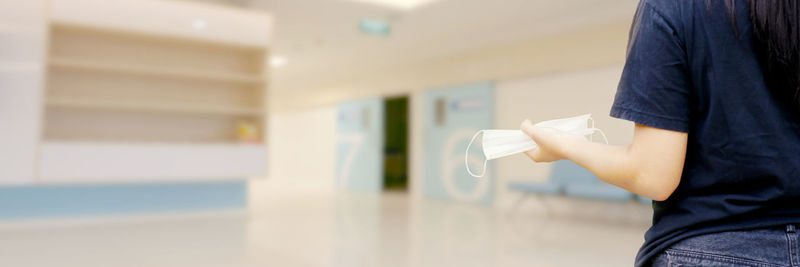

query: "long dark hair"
xmin=727 ymin=0 xmax=800 ymax=110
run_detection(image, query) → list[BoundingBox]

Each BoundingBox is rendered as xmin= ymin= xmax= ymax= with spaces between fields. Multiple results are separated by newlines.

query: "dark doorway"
xmin=383 ymin=96 xmax=409 ymax=191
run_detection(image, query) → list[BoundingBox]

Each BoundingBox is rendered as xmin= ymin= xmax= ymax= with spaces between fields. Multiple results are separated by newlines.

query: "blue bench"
xmin=507 ymin=160 xmax=634 ymax=213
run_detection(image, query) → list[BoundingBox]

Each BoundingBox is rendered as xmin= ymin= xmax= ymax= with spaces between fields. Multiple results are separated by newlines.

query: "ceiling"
xmin=200 ymin=0 xmax=638 ymax=92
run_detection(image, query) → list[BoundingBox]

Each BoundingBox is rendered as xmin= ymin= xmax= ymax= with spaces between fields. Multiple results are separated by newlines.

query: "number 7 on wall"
xmin=336 ymin=133 xmax=365 ymax=189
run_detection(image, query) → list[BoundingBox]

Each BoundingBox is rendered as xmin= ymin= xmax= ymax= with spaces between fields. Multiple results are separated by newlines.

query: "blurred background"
xmin=0 ymin=0 xmax=652 ymax=266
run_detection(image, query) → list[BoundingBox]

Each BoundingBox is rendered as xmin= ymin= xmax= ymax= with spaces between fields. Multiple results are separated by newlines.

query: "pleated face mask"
xmin=465 ymin=114 xmax=608 ymax=178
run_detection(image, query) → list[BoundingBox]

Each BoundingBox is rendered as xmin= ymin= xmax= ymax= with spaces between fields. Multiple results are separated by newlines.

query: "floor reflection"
xmin=0 ymin=216 xmax=248 ymax=267
xmin=0 ymin=192 xmax=648 ymax=267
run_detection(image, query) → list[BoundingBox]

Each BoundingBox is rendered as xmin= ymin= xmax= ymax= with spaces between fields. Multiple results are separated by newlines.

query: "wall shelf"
xmin=46 ymin=97 xmax=264 ymax=116
xmin=42 ymin=0 xmax=271 ymax=156
xmin=49 ymin=58 xmax=265 ymax=85
xmin=1 ymin=0 xmax=272 ymax=185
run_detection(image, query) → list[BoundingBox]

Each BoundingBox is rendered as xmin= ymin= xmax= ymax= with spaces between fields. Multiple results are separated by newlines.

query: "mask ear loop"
xmin=465 ymin=130 xmax=489 ymax=178
xmin=593 ymin=128 xmax=609 ymax=144
xmin=587 ymin=117 xmax=609 ymax=144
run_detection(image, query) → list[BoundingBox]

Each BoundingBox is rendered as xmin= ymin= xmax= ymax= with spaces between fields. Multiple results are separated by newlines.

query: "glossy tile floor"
xmin=0 ymin=192 xmax=649 ymax=267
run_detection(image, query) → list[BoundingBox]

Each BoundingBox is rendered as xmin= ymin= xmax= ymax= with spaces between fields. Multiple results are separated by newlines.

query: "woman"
xmin=521 ymin=0 xmax=800 ymax=266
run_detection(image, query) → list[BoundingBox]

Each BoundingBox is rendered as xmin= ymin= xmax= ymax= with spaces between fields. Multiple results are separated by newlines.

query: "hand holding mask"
xmin=465 ymin=114 xmax=608 ymax=178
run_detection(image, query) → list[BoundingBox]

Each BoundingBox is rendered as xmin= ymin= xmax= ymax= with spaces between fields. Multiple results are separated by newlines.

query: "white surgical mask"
xmin=465 ymin=114 xmax=608 ymax=178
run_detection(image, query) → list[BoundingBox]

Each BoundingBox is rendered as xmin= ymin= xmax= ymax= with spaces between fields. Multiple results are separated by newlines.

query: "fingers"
xmin=519 ymin=119 xmax=533 ymax=135
xmin=524 ymin=147 xmax=541 ymax=162
xmin=520 ymin=119 xmax=547 ymax=144
xmin=520 ymin=119 xmax=535 ymax=136
xmin=521 ymin=120 xmax=541 ymax=162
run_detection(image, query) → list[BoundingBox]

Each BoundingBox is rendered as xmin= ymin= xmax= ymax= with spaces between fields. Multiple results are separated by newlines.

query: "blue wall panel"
xmin=336 ymin=98 xmax=384 ymax=193
xmin=0 ymin=181 xmax=247 ymax=220
xmin=423 ymin=82 xmax=494 ymax=204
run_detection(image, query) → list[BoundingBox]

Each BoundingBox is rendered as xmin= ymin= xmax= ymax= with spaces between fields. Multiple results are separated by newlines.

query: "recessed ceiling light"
xmin=270 ymin=56 xmax=288 ymax=68
xmin=191 ymin=19 xmax=207 ymax=30
xmin=345 ymin=0 xmax=441 ymax=10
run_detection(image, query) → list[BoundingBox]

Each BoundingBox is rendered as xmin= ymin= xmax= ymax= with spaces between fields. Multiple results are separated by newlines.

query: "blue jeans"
xmin=652 ymin=225 xmax=800 ymax=267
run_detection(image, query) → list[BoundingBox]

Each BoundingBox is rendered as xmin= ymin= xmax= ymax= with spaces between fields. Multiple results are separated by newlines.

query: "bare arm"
xmin=520 ymin=121 xmax=688 ymax=201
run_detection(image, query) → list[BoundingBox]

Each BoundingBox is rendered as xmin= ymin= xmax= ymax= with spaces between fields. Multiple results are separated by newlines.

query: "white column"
xmin=0 ymin=0 xmax=47 ymax=184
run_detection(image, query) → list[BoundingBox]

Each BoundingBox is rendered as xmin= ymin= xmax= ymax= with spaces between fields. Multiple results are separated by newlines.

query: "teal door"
xmin=423 ymin=82 xmax=494 ymax=203
xmin=336 ymin=98 xmax=384 ymax=192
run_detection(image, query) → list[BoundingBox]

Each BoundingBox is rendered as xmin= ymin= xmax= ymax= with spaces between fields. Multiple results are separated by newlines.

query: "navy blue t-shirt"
xmin=611 ymin=0 xmax=800 ymax=266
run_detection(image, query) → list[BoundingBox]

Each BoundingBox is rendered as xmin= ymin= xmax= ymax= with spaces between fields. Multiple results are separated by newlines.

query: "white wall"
xmin=258 ymin=67 xmax=635 ymax=208
xmin=492 ymin=66 xmax=634 ymax=206
xmin=270 ymin=20 xmax=630 ymax=113
xmin=260 ymin=20 xmax=635 ymax=204
xmin=249 ymin=106 xmax=338 ymax=209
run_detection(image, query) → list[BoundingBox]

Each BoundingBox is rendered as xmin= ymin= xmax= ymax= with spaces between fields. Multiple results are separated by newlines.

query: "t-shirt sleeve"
xmin=610 ymin=1 xmax=691 ymax=133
